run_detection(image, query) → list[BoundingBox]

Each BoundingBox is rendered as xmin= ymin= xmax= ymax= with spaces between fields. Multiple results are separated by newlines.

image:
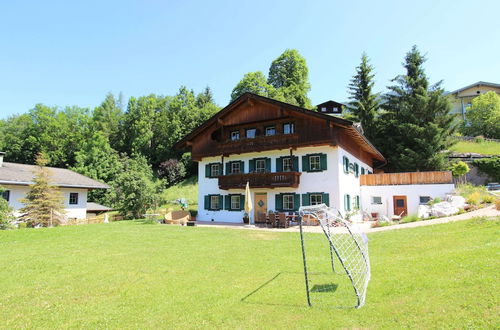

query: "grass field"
xmin=449 ymin=140 xmax=500 ymax=155
xmin=0 ymin=218 xmax=498 ymax=328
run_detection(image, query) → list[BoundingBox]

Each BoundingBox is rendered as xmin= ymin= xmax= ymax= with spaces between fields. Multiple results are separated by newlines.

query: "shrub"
xmin=428 ymin=197 xmax=442 ymax=205
xmin=401 ymin=214 xmax=419 ymax=223
xmin=482 ymin=195 xmax=495 ymax=204
xmin=466 ymin=192 xmax=481 ymax=205
xmin=495 ymin=198 xmax=500 ymax=210
xmin=189 ymin=210 xmax=198 ymax=217
xmin=473 ymin=157 xmax=500 ymax=182
xmin=158 ymin=159 xmax=186 ymax=187
xmin=474 ymin=135 xmax=485 ymax=143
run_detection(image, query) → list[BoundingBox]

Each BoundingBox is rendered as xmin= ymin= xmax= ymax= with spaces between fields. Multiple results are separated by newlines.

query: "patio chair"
xmin=255 ymin=212 xmax=267 ymax=226
xmin=164 ymin=210 xmax=190 ymax=225
xmin=267 ymin=211 xmax=277 ymax=228
xmin=278 ymin=212 xmax=288 ymax=228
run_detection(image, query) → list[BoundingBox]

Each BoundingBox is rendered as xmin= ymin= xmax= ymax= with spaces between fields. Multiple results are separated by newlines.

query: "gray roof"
xmin=448 ymin=81 xmax=500 ymax=95
xmin=0 ymin=162 xmax=109 ymax=189
xmin=86 ymin=202 xmax=113 ymax=212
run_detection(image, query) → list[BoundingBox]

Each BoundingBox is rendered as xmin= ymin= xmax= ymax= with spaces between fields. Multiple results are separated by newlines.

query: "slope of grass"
xmin=161 ymin=175 xmax=198 ymax=212
xmin=449 ymin=140 xmax=500 ymax=155
xmin=0 ymin=217 xmax=498 ymax=328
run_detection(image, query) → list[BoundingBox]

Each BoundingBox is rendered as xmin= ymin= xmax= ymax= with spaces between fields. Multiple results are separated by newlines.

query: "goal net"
xmin=298 ymin=204 xmax=370 ymax=308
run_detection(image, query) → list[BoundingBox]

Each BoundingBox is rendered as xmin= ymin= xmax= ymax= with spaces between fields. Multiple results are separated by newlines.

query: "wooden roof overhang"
xmin=174 ymin=93 xmax=386 ymax=166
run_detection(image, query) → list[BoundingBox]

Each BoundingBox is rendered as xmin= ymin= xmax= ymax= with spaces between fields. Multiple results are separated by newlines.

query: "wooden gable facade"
xmin=175 ymin=93 xmax=385 ymax=168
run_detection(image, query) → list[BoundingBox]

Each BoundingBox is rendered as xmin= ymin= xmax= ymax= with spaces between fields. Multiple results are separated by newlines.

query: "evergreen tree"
xmin=92 ymin=93 xmax=124 ymax=150
xmin=347 ymin=53 xmax=380 ymax=140
xmin=19 ymin=153 xmax=66 ymax=227
xmin=268 ymin=49 xmax=312 ymax=108
xmin=377 ymin=46 xmax=455 ymax=172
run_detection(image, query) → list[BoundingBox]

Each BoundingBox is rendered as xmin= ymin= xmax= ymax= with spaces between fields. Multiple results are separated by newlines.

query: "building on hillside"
xmin=175 ymin=93 xmax=387 ymax=223
xmin=315 ymin=100 xmax=345 ymax=115
xmin=446 ymin=81 xmax=500 ymax=119
xmin=0 ymin=152 xmax=109 ymax=219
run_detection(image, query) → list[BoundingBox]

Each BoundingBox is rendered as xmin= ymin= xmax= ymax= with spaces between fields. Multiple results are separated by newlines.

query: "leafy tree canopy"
xmin=464 ymin=91 xmax=500 ymax=139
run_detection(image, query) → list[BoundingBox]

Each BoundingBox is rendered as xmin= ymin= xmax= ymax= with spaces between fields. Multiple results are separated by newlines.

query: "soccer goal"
xmin=298 ymin=204 xmax=370 ymax=308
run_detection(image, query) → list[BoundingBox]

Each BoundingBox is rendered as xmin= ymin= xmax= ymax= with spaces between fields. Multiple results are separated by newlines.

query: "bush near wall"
xmin=473 ymin=157 xmax=500 ymax=182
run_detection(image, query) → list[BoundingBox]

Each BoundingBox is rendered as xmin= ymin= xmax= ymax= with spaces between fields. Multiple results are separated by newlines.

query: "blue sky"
xmin=1 ymin=0 xmax=499 ymax=118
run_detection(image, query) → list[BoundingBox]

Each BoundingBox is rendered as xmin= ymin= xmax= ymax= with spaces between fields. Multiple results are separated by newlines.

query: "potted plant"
xmin=189 ymin=210 xmax=198 ymax=221
xmin=243 ymin=212 xmax=249 ymax=224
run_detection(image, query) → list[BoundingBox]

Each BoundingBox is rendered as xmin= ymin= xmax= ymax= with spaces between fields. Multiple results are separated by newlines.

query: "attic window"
xmin=321 ymin=107 xmax=327 ymax=112
xmin=333 ymin=107 xmax=339 ymax=112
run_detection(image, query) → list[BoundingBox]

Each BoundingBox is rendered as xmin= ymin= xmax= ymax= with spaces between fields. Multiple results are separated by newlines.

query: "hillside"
xmin=449 ymin=140 xmax=500 ymax=155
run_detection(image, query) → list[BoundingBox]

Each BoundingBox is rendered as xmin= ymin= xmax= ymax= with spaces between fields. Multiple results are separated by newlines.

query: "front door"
xmin=254 ymin=192 xmax=267 ymax=222
xmin=393 ymin=195 xmax=407 ymax=217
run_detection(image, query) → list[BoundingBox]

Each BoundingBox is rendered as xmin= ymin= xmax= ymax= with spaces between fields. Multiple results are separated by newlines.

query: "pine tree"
xmin=377 ymin=46 xmax=455 ymax=172
xmin=347 ymin=53 xmax=380 ymax=140
xmin=19 ymin=153 xmax=66 ymax=227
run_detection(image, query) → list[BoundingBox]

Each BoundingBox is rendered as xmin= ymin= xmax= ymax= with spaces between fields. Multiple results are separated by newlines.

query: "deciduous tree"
xmin=464 ymin=91 xmax=500 ymax=138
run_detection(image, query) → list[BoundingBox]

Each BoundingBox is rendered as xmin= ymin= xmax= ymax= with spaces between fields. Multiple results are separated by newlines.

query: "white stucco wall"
xmin=3 ymin=185 xmax=88 ymax=219
xmin=197 ymin=145 xmax=371 ymax=223
xmin=360 ymin=183 xmax=455 ymax=218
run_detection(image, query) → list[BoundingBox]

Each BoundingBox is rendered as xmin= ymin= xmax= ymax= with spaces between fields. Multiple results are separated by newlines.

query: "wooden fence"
xmin=360 ymin=171 xmax=453 ymax=186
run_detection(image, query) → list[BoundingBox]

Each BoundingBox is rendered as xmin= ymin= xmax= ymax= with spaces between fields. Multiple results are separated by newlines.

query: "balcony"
xmin=218 ymin=133 xmax=299 ymax=155
xmin=218 ymin=171 xmax=301 ymax=190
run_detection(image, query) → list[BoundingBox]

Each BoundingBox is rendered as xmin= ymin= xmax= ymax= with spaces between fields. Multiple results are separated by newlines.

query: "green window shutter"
xmin=293 ymin=156 xmax=299 ymax=172
xmin=302 ymin=155 xmax=310 ymax=172
xmin=343 ymin=156 xmax=349 ymax=173
xmin=361 ymin=167 xmax=365 ymax=175
xmin=205 ymin=164 xmax=211 ymax=178
xmin=249 ymin=159 xmax=255 ymax=173
xmin=226 ymin=162 xmax=230 ymax=175
xmin=225 ymin=195 xmax=230 ymax=210
xmin=355 ymin=195 xmax=360 ymax=209
xmin=275 ymin=194 xmax=283 ymax=211
xmin=320 ymin=153 xmax=327 ymax=171
xmin=204 ymin=195 xmax=209 ymax=210
xmin=293 ymin=194 xmax=300 ymax=211
xmin=354 ymin=163 xmax=359 ymax=177
xmin=265 ymin=158 xmax=271 ymax=172
xmin=218 ymin=195 xmax=223 ymax=210
xmin=276 ymin=157 xmax=283 ymax=172
xmin=240 ymin=161 xmax=245 ymax=173
xmin=323 ymin=193 xmax=330 ymax=206
xmin=368 ymin=170 xmax=373 ymax=174
xmin=240 ymin=195 xmax=245 ymax=210
xmin=302 ymin=193 xmax=310 ymax=207
xmin=344 ymin=194 xmax=351 ymax=211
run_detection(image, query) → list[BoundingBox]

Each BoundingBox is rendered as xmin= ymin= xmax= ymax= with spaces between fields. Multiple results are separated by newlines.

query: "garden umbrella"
xmin=244 ymin=181 xmax=252 ymax=224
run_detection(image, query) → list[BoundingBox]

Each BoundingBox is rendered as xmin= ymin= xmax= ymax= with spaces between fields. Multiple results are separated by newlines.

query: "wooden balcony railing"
xmin=218 ymin=171 xmax=301 ymax=190
xmin=360 ymin=171 xmax=453 ymax=186
xmin=218 ymin=133 xmax=299 ymax=155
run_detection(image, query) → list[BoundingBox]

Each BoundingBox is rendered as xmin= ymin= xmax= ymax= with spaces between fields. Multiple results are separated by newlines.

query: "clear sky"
xmin=1 ymin=0 xmax=499 ymax=118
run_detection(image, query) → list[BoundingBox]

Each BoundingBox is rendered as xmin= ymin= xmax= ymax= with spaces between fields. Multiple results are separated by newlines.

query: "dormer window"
xmin=265 ymin=126 xmax=276 ymax=136
xmin=283 ymin=123 xmax=294 ymax=134
xmin=246 ymin=128 xmax=256 ymax=139
xmin=231 ymin=131 xmax=240 ymax=141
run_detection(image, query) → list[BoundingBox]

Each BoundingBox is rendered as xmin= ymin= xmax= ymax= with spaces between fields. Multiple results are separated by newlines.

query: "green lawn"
xmin=449 ymin=140 xmax=500 ymax=155
xmin=0 ymin=218 xmax=498 ymax=328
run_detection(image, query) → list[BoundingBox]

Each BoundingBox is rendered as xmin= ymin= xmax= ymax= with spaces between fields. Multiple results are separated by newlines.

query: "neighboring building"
xmin=175 ymin=93 xmax=386 ymax=223
xmin=0 ymin=152 xmax=109 ymax=219
xmin=446 ymin=81 xmax=500 ymax=119
xmin=86 ymin=202 xmax=113 ymax=217
xmin=316 ymin=100 xmax=345 ymax=115
xmin=360 ymin=171 xmax=455 ymax=218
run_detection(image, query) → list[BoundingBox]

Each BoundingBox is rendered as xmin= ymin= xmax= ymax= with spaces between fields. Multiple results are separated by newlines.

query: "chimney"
xmin=0 ymin=152 xmax=4 ymax=167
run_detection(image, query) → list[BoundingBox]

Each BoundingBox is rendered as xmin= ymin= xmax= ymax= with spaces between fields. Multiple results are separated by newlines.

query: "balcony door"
xmin=254 ymin=192 xmax=267 ymax=221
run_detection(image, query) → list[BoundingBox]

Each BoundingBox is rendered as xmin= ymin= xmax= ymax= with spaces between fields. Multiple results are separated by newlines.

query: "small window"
xmin=333 ymin=107 xmax=339 ymax=112
xmin=321 ymin=107 xmax=327 ymax=112
xmin=343 ymin=156 xmax=349 ymax=173
xmin=265 ymin=126 xmax=276 ymax=136
xmin=310 ymin=194 xmax=323 ymax=206
xmin=283 ymin=194 xmax=295 ymax=210
xmin=231 ymin=131 xmax=240 ymax=141
xmin=396 ymin=199 xmax=405 ymax=207
xmin=354 ymin=163 xmax=359 ymax=177
xmin=283 ymin=157 xmax=293 ymax=172
xmin=246 ymin=128 xmax=256 ymax=139
xmin=1 ymin=190 xmax=10 ymax=202
xmin=230 ymin=195 xmax=241 ymax=210
xmin=283 ymin=123 xmax=294 ymax=134
xmin=361 ymin=167 xmax=365 ymax=175
xmin=210 ymin=195 xmax=220 ymax=210
xmin=230 ymin=162 xmax=241 ymax=174
xmin=211 ymin=164 xmax=220 ymax=177
xmin=69 ymin=193 xmax=79 ymax=205
xmin=354 ymin=195 xmax=360 ymax=209
xmin=420 ymin=196 xmax=431 ymax=205
xmin=372 ymin=196 xmax=382 ymax=205
xmin=344 ymin=194 xmax=351 ymax=211
xmin=309 ymin=155 xmax=321 ymax=171
xmin=255 ymin=159 xmax=266 ymax=173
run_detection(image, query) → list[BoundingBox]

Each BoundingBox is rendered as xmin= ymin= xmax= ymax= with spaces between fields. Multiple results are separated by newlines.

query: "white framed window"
xmin=265 ymin=126 xmax=276 ymax=136
xmin=230 ymin=195 xmax=240 ymax=210
xmin=371 ymin=196 xmax=382 ymax=205
xmin=69 ymin=193 xmax=79 ymax=205
xmin=419 ymin=196 xmax=431 ymax=205
xmin=333 ymin=107 xmax=339 ymax=112
xmin=211 ymin=164 xmax=220 ymax=177
xmin=283 ymin=194 xmax=294 ymax=210
xmin=310 ymin=194 xmax=323 ymax=206
xmin=283 ymin=157 xmax=293 ymax=172
xmin=231 ymin=162 xmax=241 ymax=174
xmin=255 ymin=159 xmax=266 ymax=173
xmin=210 ymin=195 xmax=220 ymax=210
xmin=231 ymin=131 xmax=240 ymax=141
xmin=309 ymin=155 xmax=321 ymax=171
xmin=321 ymin=107 xmax=327 ymax=112
xmin=283 ymin=123 xmax=294 ymax=134
xmin=246 ymin=128 xmax=256 ymax=139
